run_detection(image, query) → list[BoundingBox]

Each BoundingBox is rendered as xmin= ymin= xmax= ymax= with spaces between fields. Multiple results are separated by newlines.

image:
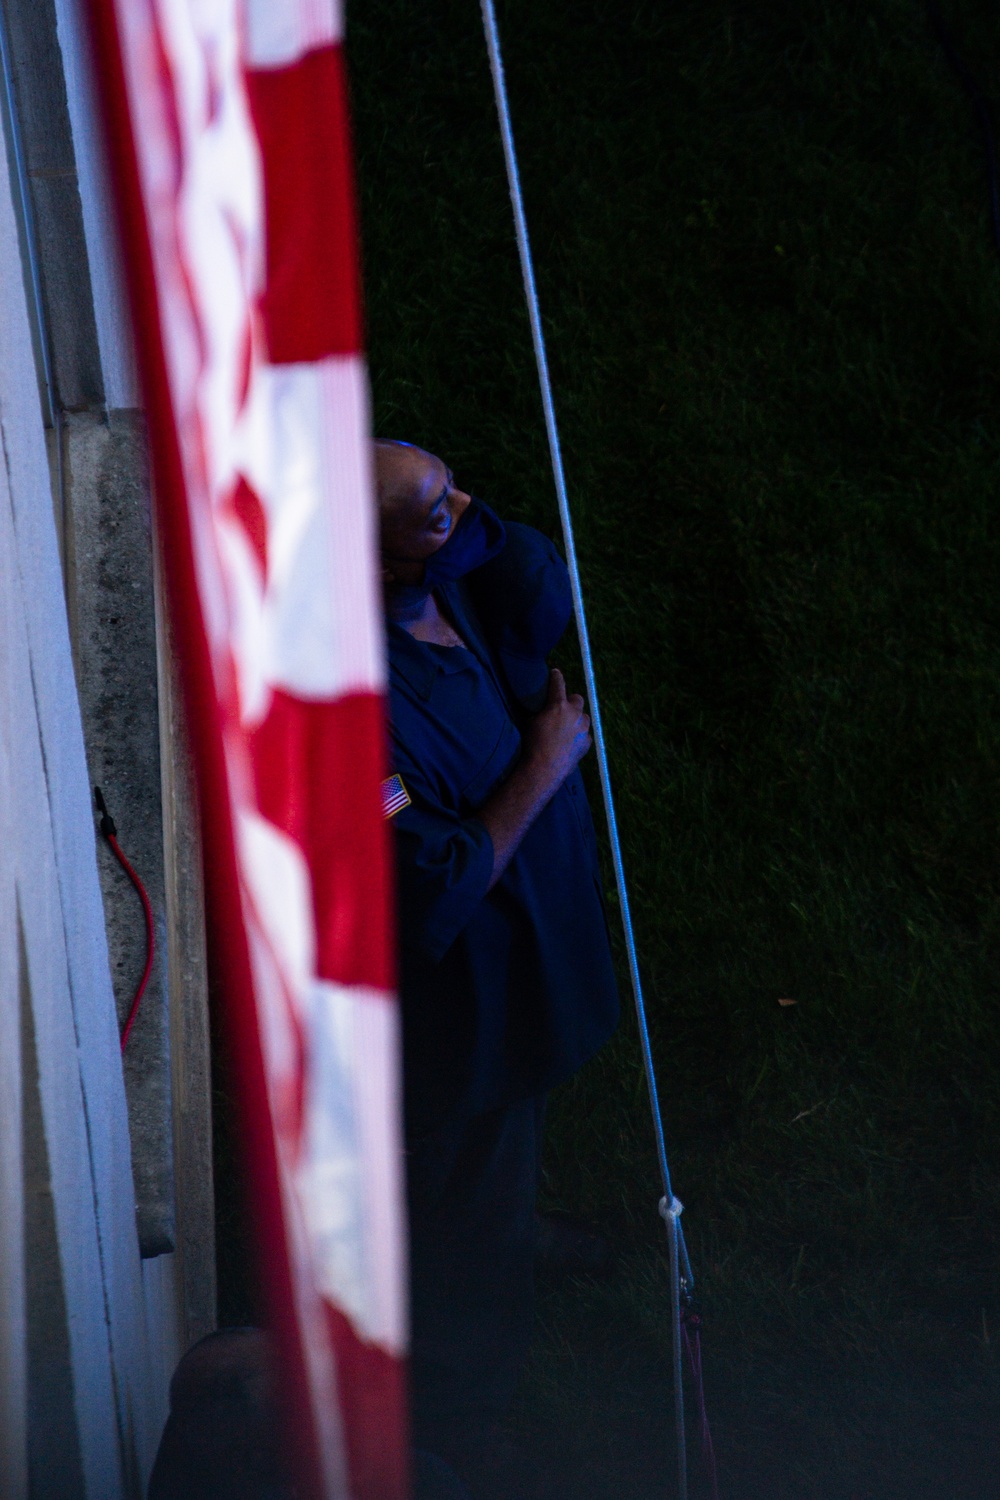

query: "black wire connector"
xmin=94 ymin=784 xmax=117 ymax=838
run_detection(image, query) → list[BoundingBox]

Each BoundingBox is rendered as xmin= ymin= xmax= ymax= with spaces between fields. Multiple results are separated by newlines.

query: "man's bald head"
xmin=373 ymin=440 xmax=472 ymax=583
xmin=373 ymin=440 xmax=435 ymax=516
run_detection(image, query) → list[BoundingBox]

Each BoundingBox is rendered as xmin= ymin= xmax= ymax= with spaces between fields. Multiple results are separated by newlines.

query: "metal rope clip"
xmin=659 ymin=1194 xmax=684 ymax=1223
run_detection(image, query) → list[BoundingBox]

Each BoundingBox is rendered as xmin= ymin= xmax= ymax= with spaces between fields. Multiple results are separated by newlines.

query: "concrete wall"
xmin=0 ymin=0 xmax=217 ymax=1488
xmin=0 ymin=117 xmax=162 ymax=1487
xmin=64 ymin=407 xmax=178 ymax=1258
xmin=41 ymin=0 xmax=214 ymax=1304
xmin=153 ymin=547 xmax=217 ymax=1350
xmin=0 ymin=0 xmax=178 ymax=1263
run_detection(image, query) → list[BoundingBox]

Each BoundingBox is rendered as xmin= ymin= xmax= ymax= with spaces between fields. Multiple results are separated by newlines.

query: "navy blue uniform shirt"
xmin=387 ymin=522 xmax=619 ymax=1135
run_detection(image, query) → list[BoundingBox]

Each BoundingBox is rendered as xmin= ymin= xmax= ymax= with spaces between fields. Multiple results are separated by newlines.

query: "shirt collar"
xmin=386 ymin=584 xmax=478 ymax=699
xmin=387 ymin=623 xmax=440 ymax=700
xmin=386 ymin=581 xmax=510 ymax=702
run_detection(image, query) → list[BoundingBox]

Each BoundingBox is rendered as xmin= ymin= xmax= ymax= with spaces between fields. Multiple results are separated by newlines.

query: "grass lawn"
xmin=343 ymin=1 xmax=1000 ymax=1493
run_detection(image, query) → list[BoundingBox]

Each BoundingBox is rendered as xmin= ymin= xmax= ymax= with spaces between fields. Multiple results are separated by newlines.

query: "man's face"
xmin=377 ymin=444 xmax=472 ymax=583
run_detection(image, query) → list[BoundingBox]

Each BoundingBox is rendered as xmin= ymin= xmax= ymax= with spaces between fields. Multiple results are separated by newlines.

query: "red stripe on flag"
xmin=230 ymin=474 xmax=269 ymax=574
xmin=325 ymin=1303 xmax=410 ymax=1500
xmin=250 ymin=690 xmax=395 ymax=991
xmin=245 ymin=46 xmax=364 ymax=363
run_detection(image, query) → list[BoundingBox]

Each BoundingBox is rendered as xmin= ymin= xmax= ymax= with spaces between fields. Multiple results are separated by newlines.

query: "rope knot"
xmin=658 ymin=1194 xmax=684 ymax=1223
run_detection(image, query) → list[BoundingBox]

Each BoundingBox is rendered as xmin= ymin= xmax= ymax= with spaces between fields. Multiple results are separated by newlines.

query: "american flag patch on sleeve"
xmin=381 ymin=774 xmax=412 ymax=819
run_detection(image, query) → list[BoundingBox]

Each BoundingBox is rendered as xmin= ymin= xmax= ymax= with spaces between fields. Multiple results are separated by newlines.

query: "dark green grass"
xmin=347 ymin=1 xmax=1000 ymax=1493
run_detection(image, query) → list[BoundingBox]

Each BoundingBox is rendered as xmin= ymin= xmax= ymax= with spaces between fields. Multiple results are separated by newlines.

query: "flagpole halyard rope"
xmin=478 ymin=3 xmax=693 ymax=1493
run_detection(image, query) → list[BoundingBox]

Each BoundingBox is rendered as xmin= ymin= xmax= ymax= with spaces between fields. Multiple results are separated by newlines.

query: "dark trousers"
xmin=406 ymin=1096 xmax=544 ymax=1457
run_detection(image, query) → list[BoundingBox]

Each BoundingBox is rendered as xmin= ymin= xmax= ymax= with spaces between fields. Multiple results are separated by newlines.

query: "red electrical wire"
xmin=95 ymin=787 xmax=155 ymax=1052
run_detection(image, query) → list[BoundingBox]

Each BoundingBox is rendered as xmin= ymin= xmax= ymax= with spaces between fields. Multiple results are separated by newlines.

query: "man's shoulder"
xmin=464 ymin=522 xmax=571 ymax=642
xmin=472 ymin=520 xmax=564 ymax=588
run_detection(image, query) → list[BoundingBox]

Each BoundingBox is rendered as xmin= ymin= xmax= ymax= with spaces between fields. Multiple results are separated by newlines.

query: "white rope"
xmin=478 ymin=3 xmax=692 ymax=1494
xmin=661 ymin=1198 xmax=688 ymax=1500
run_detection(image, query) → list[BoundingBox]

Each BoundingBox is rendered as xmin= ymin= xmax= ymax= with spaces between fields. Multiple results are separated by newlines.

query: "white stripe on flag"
xmin=116 ymin=0 xmax=262 ymax=669
xmin=240 ymin=873 xmax=350 ymax=1497
xmin=231 ymin=355 xmax=384 ymax=720
xmin=303 ymin=982 xmax=407 ymax=1353
xmin=242 ymin=0 xmax=343 ymax=69
xmin=238 ymin=810 xmax=405 ymax=1352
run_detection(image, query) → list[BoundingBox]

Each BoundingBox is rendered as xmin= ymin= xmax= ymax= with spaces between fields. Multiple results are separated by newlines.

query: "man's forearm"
xmin=477 ymin=667 xmax=592 ymax=889
xmin=477 ymin=756 xmax=561 ymax=890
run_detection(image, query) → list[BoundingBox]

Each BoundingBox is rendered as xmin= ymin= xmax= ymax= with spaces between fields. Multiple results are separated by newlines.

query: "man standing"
xmin=375 ymin=441 xmax=619 ymax=1496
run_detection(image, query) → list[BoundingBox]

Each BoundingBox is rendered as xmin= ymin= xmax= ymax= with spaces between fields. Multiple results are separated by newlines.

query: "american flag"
xmin=380 ymin=775 xmax=412 ymax=820
xmin=89 ymin=2 xmax=408 ymax=1496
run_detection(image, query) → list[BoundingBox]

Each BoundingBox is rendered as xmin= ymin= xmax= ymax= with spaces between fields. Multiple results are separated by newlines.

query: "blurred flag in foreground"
xmin=88 ymin=1 xmax=408 ymax=1495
